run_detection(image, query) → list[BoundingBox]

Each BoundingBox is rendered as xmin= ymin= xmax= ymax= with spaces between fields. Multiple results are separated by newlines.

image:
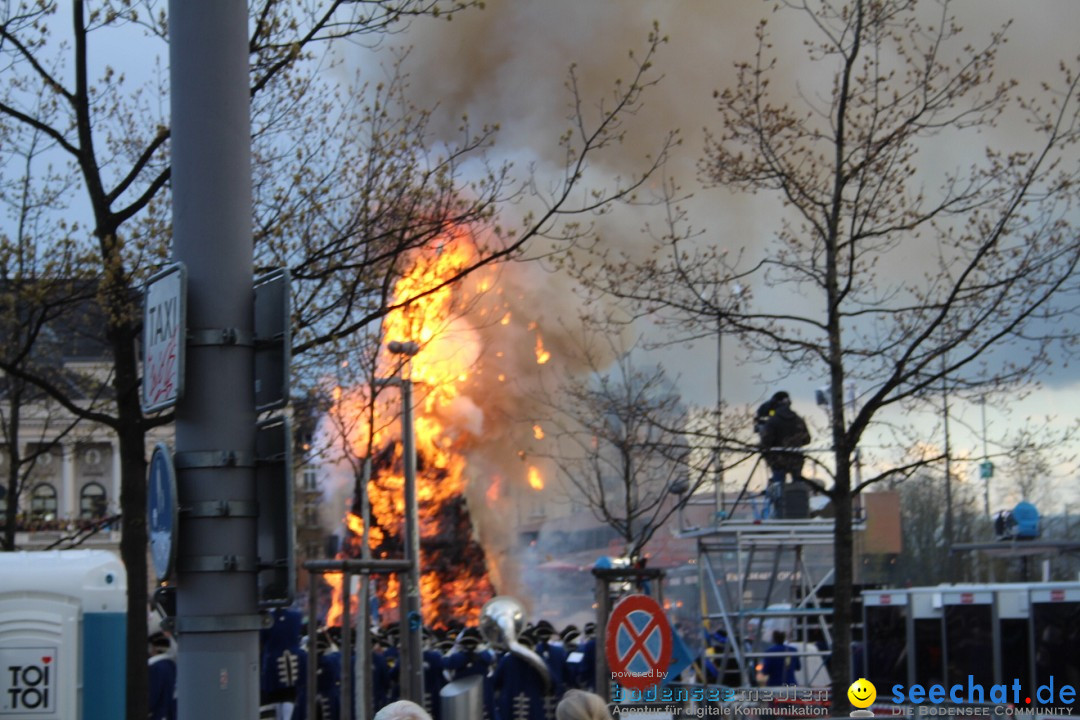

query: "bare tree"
xmin=0 ymin=117 xmax=108 ymax=550
xmin=895 ymin=473 xmax=982 ymax=586
xmin=570 ymin=0 xmax=1080 ymax=707
xmin=0 ymin=3 xmax=675 ymax=715
xmin=533 ymin=332 xmax=711 ymax=561
xmin=0 ymin=279 xmax=107 ymax=550
xmin=998 ymin=429 xmax=1071 ymax=510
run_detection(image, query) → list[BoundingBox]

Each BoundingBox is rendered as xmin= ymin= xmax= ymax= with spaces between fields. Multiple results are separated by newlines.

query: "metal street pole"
xmin=981 ymin=396 xmax=992 ymax=519
xmin=341 ymin=569 xmax=353 ymax=720
xmin=169 ymin=1 xmax=260 ymax=718
xmin=395 ymin=349 xmax=425 ymax=704
xmin=381 ymin=341 xmax=424 ymax=703
xmin=357 ymin=457 xmax=373 ymax=720
xmin=942 ymin=367 xmax=955 ymax=577
xmin=715 ymin=306 xmax=724 ymax=520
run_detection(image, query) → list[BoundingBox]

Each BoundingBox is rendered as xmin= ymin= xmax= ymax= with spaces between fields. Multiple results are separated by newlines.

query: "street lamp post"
xmin=715 ymin=307 xmax=724 ymax=520
xmin=387 ymin=340 xmax=425 ymax=705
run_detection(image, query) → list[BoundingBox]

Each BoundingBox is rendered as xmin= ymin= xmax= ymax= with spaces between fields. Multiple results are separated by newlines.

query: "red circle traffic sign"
xmin=605 ymin=594 xmax=672 ymax=690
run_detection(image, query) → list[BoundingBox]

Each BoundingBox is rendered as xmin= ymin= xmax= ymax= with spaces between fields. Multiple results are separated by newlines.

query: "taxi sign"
xmin=141 ymin=263 xmax=186 ymax=412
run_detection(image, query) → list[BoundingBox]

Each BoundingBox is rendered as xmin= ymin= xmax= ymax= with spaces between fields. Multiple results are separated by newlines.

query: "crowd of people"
xmin=255 ymin=611 xmax=601 ymax=720
xmin=137 ymin=606 xmax=607 ymax=720
xmin=148 ymin=605 xmax=826 ymax=720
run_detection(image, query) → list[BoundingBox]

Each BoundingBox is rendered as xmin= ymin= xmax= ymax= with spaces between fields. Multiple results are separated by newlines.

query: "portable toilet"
xmin=909 ymin=588 xmax=944 ymax=688
xmin=1029 ymin=584 xmax=1080 ymax=692
xmin=862 ymin=589 xmax=909 ymax=690
xmin=994 ymin=585 xmax=1030 ymax=689
xmin=941 ymin=586 xmax=995 ymax=688
xmin=0 ymin=550 xmax=126 ymax=719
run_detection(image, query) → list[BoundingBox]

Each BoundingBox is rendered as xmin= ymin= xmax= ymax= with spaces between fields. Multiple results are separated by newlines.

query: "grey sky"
xmin=339 ymin=0 xmax=1080 ymax=509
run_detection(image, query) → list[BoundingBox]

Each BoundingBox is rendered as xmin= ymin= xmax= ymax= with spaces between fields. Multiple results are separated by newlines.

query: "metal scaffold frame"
xmin=692 ymin=519 xmax=860 ymax=689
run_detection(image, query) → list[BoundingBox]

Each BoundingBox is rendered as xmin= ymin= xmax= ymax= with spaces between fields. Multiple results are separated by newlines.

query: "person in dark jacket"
xmin=756 ymin=392 xmax=811 ymax=516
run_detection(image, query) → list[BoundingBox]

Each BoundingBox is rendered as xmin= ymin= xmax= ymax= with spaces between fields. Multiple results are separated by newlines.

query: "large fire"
xmin=326 ymin=228 xmax=515 ymax=629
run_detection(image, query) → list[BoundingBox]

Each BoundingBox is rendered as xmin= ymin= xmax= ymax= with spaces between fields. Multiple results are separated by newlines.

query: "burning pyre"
xmin=324 ymin=228 xmax=553 ymax=629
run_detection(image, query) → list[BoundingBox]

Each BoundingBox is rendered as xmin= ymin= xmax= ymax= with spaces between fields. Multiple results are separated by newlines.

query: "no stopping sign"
xmin=605 ymin=594 xmax=672 ymax=689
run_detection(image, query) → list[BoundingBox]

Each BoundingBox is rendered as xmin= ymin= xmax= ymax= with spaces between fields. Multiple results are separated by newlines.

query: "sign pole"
xmin=169 ymin=1 xmax=260 ymax=718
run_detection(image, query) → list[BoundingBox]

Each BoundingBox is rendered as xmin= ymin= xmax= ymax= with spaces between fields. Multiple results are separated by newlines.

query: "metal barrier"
xmin=303 ymin=557 xmax=412 ymax=720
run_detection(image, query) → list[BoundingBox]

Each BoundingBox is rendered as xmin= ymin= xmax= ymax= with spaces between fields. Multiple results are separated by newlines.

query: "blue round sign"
xmin=148 ymin=443 xmax=177 ymax=582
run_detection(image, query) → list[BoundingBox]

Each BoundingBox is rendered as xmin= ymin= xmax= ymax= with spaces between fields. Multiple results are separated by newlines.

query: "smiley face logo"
xmin=848 ymin=678 xmax=877 ymax=709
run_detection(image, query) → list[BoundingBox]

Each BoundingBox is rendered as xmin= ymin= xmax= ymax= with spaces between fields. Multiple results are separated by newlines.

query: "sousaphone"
xmin=479 ymin=596 xmax=552 ymax=693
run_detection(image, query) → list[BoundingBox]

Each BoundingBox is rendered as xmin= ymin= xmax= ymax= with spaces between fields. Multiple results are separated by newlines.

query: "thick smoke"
xmin=343 ymin=0 xmax=1080 ymax=395
xmin=322 ymin=1 xmax=1080 ymax=604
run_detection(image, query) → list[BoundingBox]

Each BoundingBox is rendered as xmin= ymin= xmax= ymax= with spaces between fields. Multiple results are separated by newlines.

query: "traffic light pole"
xmin=169 ymin=2 xmax=260 ymax=718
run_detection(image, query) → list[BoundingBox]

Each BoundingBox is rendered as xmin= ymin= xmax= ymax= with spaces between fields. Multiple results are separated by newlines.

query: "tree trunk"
xmin=117 ymin=417 xmax=149 ymax=720
xmin=2 ymin=464 xmax=17 ymax=551
xmin=831 ymin=473 xmax=853 ymax=715
xmin=2 ymin=384 xmax=21 ymax=552
xmin=105 ymin=294 xmax=149 ymax=720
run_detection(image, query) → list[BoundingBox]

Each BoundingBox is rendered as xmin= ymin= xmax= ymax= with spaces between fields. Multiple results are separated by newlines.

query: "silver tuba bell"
xmin=479 ymin=596 xmax=552 ymax=693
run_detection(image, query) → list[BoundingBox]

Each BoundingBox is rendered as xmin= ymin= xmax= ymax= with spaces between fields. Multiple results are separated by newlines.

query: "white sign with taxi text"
xmin=142 ymin=263 xmax=186 ymax=412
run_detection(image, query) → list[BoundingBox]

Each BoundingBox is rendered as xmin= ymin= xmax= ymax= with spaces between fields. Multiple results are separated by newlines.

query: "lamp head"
xmin=387 ymin=340 xmax=420 ymax=356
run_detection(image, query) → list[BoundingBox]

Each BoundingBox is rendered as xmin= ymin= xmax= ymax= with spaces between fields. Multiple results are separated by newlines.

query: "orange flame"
xmin=327 ymin=227 xmax=496 ymax=629
xmin=325 ymin=572 xmax=345 ymax=627
xmin=535 ymin=335 xmax=551 ymax=365
xmin=532 ymin=424 xmax=544 ymax=440
xmin=345 ymin=512 xmax=364 ymax=537
xmin=528 ymin=466 xmax=544 ymax=491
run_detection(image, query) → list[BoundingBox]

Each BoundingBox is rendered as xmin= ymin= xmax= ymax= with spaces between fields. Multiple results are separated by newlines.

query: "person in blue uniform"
xmin=494 ymin=631 xmax=549 ymax=720
xmin=260 ymin=607 xmax=303 ymax=719
xmin=373 ymin=629 xmax=401 ymax=712
xmin=295 ymin=630 xmax=342 ymax=720
xmin=761 ymin=630 xmax=800 ymax=687
xmin=570 ymin=624 xmax=596 ymax=692
xmin=559 ymin=627 xmax=582 ymax=690
xmin=533 ymin=620 xmax=567 ymax=712
xmin=560 ymin=626 xmax=580 ymax=653
xmin=148 ymin=630 xmax=177 ymax=720
xmin=422 ymin=628 xmax=448 ymax=720
xmin=443 ymin=627 xmax=497 ymax=720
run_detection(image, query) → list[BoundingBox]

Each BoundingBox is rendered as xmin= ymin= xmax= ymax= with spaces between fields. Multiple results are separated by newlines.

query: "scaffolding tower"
xmin=692 ymin=517 xmax=864 ymax=688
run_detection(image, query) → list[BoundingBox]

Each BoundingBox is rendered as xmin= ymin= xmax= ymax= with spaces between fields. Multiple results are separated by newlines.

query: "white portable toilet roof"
xmin=0 ymin=550 xmax=126 ymax=613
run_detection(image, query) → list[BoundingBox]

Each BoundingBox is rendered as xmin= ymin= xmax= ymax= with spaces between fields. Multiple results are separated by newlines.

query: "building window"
xmin=302 ymin=467 xmax=318 ymax=492
xmin=30 ymin=483 xmax=58 ymax=521
xmin=302 ymin=502 xmax=319 ymax=529
xmin=80 ymin=482 xmax=107 ymax=519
